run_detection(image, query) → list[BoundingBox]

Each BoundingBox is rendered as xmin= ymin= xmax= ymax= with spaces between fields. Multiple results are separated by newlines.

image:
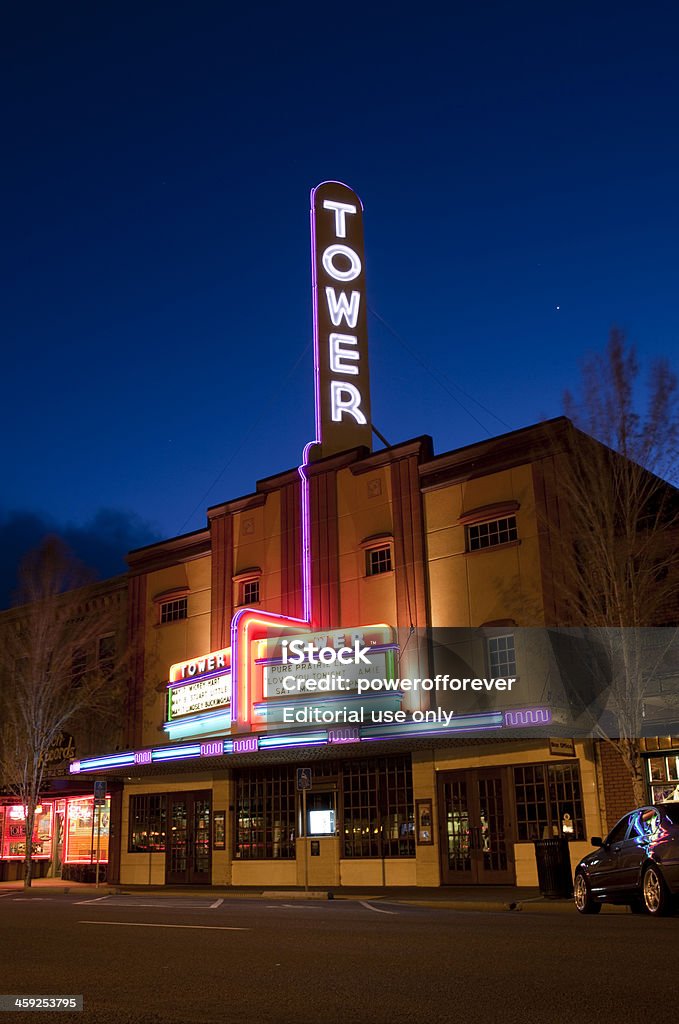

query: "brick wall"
xmin=599 ymin=742 xmax=636 ymax=831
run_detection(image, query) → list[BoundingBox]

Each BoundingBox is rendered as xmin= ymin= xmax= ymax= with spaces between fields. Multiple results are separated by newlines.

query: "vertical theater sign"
xmin=310 ymin=181 xmax=372 ymax=459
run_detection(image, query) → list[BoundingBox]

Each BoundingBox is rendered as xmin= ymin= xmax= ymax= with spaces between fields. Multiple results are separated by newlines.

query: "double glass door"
xmin=166 ymin=791 xmax=212 ymax=884
xmin=438 ymin=769 xmax=515 ymax=884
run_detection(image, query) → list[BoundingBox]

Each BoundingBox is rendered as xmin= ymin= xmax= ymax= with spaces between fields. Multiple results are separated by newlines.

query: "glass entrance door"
xmin=438 ymin=769 xmax=515 ymax=884
xmin=166 ymin=791 xmax=212 ymax=884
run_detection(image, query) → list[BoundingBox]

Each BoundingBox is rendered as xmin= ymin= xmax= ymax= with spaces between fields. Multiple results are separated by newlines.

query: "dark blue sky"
xmin=2 ymin=2 xmax=678 ymax=602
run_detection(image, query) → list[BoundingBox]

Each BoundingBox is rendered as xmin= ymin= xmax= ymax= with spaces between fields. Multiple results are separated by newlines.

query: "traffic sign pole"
xmin=95 ymin=803 xmax=102 ymax=888
xmin=93 ymin=780 xmax=106 ymax=888
xmin=303 ymin=788 xmax=308 ymax=893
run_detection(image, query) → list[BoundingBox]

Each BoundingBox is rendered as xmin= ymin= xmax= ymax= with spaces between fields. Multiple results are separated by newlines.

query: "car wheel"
xmin=574 ymin=871 xmax=601 ymax=914
xmin=629 ymin=897 xmax=646 ymax=914
xmin=641 ymin=865 xmax=671 ymax=916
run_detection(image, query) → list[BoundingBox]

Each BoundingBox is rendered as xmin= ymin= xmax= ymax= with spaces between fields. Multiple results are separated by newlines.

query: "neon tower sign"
xmin=310 ymin=181 xmax=372 ymax=459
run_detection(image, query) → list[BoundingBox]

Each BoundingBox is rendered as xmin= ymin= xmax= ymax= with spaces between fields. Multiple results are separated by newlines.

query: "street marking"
xmin=79 ymin=921 xmax=249 ymax=931
xmin=76 ymin=895 xmax=112 ymax=905
xmin=0 ymin=892 xmax=15 ymax=898
xmin=210 ymin=898 xmax=224 ymax=909
xmin=359 ymin=901 xmax=398 ymax=915
xmin=94 ymin=898 xmax=219 ymax=909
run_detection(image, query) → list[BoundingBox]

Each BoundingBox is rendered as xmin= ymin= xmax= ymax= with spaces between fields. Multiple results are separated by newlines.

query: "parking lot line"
xmin=79 ymin=921 xmax=249 ymax=931
xmin=359 ymin=901 xmax=398 ymax=915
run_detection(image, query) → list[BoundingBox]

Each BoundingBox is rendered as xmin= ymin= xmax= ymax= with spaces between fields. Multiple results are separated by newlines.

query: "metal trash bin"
xmin=533 ymin=838 xmax=573 ymax=898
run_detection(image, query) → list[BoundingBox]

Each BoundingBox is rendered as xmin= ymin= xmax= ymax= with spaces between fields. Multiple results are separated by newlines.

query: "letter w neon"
xmin=325 ymin=287 xmax=360 ymax=328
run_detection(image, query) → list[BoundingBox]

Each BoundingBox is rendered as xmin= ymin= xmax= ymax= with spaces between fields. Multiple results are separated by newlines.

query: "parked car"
xmin=574 ymin=803 xmax=679 ymax=915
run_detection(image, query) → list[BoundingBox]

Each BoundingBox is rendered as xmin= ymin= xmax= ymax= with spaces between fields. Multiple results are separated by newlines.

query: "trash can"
xmin=533 ymin=838 xmax=573 ymax=898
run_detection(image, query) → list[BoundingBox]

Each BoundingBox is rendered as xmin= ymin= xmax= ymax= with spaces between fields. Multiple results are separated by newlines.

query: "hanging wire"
xmin=369 ymin=306 xmax=513 ymax=434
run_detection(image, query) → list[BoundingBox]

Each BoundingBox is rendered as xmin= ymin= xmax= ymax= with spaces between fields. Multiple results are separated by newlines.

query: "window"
xmin=513 ymin=762 xmax=585 ymax=840
xmin=160 ymin=597 xmax=188 ymax=624
xmin=71 ymin=647 xmax=87 ymax=686
xmin=646 ymin=753 xmax=679 ymax=803
xmin=342 ymin=756 xmax=415 ymax=858
xmin=128 ymin=794 xmax=167 ymax=853
xmin=234 ymin=568 xmax=262 ymax=607
xmin=235 ymin=766 xmax=296 ymax=859
xmin=65 ymin=796 xmax=110 ymax=864
xmin=606 ymin=815 xmax=631 ymax=844
xmin=241 ymin=579 xmax=260 ymax=605
xmin=488 ymin=635 xmax=516 ymax=676
xmin=97 ymin=634 xmax=115 ymax=678
xmin=630 ymin=808 xmax=660 ymax=839
xmin=467 ymin=515 xmax=518 ymax=552
xmin=366 ymin=545 xmax=392 ymax=576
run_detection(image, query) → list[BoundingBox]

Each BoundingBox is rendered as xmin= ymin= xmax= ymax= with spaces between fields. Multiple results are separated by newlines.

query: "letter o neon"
xmin=322 ymin=244 xmax=361 ymax=282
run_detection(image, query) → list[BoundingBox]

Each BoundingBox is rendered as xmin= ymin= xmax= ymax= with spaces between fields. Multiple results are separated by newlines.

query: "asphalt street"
xmin=0 ymin=892 xmax=676 ymax=1024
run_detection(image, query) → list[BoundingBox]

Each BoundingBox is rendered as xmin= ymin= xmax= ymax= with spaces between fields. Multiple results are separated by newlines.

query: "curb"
xmin=112 ymin=888 xmax=333 ymax=900
xmin=266 ymin=891 xmax=332 ymax=900
xmin=389 ymin=898 xmax=630 ymax=915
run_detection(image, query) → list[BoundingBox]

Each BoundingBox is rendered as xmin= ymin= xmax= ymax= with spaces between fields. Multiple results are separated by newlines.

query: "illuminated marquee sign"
xmin=168 ymin=673 xmax=232 ymax=720
xmin=165 ymin=647 xmax=234 ymax=740
xmin=311 ymin=181 xmax=372 ymax=458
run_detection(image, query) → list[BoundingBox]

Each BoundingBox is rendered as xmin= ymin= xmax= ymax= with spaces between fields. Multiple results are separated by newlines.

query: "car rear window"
xmin=660 ymin=802 xmax=679 ymax=825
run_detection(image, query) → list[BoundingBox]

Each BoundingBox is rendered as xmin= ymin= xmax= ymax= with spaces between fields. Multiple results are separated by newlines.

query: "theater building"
xmin=62 ymin=181 xmax=676 ymax=888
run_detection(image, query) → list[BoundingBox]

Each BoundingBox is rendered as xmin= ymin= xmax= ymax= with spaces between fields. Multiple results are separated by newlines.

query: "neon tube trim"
xmin=230 ymin=609 xmax=308 ymax=728
xmin=258 ymin=732 xmax=328 ymax=749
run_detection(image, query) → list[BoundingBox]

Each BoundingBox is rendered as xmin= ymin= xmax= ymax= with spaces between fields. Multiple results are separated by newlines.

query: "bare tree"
xmin=557 ymin=329 xmax=679 ymax=803
xmin=0 ymin=537 xmax=127 ymax=888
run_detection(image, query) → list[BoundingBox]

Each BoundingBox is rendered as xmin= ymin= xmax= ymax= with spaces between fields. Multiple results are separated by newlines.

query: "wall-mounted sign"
xmin=549 ymin=737 xmax=576 ymax=757
xmin=39 ymin=732 xmax=77 ymax=779
xmin=311 ymin=181 xmax=372 ymax=458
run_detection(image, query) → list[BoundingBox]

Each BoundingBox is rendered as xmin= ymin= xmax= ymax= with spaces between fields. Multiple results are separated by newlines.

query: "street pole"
xmin=303 ymin=788 xmax=308 ymax=893
xmin=95 ymin=802 xmax=102 ymax=888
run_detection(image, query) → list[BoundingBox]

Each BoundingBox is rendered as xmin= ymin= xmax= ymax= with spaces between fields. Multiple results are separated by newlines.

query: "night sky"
xmin=3 ymin=3 xmax=678 ymax=606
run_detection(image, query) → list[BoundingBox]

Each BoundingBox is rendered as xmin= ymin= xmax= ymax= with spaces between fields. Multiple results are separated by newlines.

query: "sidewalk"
xmin=0 ymin=878 xmax=629 ymax=913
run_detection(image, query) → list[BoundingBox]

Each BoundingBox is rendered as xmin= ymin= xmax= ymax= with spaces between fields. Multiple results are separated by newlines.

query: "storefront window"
xmin=0 ymin=803 xmax=54 ymax=860
xmin=342 ymin=756 xmax=415 ymax=858
xmin=513 ymin=762 xmax=584 ymax=840
xmin=235 ymin=767 xmax=296 ymax=859
xmin=128 ymin=794 xmax=167 ymax=852
xmin=646 ymin=753 xmax=679 ymax=803
xmin=64 ymin=796 xmax=110 ymax=864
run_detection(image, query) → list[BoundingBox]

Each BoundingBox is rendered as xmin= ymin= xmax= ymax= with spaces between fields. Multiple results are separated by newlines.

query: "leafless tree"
xmin=0 ymin=537 xmax=127 ymax=887
xmin=557 ymin=328 xmax=679 ymax=803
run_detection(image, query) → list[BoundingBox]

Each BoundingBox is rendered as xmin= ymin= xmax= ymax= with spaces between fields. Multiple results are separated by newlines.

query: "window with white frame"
xmin=241 ymin=578 xmax=260 ymax=605
xmin=646 ymin=753 xmax=679 ymax=804
xmin=487 ymin=634 xmax=516 ymax=676
xmin=233 ymin=568 xmax=262 ymax=607
xmin=366 ymin=545 xmax=393 ymax=577
xmin=160 ymin=597 xmax=188 ymax=624
xmin=467 ymin=515 xmax=518 ymax=551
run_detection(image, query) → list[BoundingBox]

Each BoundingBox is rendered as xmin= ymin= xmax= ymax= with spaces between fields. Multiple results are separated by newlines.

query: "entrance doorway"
xmin=166 ymin=791 xmax=212 ymax=884
xmin=438 ymin=769 xmax=515 ymax=884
